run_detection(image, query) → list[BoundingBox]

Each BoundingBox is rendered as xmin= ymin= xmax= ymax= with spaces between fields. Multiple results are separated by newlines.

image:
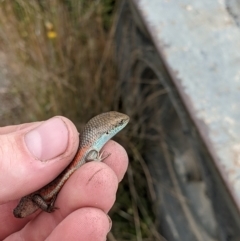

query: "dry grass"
xmin=0 ymin=1 xmax=163 ymax=240
xmin=0 ymin=0 xmax=117 ymax=126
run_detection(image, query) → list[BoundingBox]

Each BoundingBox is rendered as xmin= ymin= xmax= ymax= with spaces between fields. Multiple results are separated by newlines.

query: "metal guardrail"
xmin=132 ymin=0 xmax=240 ymax=212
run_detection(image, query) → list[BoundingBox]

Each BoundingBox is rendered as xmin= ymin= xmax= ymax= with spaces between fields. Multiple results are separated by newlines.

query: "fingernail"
xmin=25 ymin=117 xmax=69 ymax=161
xmin=107 ymin=215 xmax=112 ymax=232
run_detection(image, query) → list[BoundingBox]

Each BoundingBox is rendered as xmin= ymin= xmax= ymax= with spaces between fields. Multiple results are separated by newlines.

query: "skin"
xmin=0 ymin=116 xmax=129 ymax=241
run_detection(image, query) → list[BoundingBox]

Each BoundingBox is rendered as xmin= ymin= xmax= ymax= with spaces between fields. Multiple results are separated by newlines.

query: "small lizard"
xmin=13 ymin=111 xmax=129 ymax=218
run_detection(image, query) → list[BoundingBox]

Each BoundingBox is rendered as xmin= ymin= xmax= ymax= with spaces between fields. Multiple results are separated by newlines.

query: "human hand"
xmin=0 ymin=116 xmax=128 ymax=240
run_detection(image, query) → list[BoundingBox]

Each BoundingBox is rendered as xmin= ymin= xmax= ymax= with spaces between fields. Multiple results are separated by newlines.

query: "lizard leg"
xmin=32 ymin=193 xmax=58 ymax=213
xmin=85 ymin=149 xmax=110 ymax=162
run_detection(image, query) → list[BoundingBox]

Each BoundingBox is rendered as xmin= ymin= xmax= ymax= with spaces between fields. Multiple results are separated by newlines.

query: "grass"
xmin=0 ymin=0 xmax=163 ymax=240
xmin=0 ymin=0 xmax=117 ymax=125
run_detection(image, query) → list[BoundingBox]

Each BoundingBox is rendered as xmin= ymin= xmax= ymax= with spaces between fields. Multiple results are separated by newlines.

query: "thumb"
xmin=0 ymin=116 xmax=79 ymax=203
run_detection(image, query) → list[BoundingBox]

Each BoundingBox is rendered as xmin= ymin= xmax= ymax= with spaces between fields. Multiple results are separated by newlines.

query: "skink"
xmin=13 ymin=111 xmax=129 ymax=218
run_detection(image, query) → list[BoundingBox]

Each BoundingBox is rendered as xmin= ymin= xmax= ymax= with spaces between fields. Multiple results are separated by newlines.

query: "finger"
xmin=5 ymin=208 xmax=111 ymax=241
xmin=46 ymin=208 xmax=111 ymax=241
xmin=0 ymin=116 xmax=79 ymax=202
xmin=54 ymin=140 xmax=128 ymax=215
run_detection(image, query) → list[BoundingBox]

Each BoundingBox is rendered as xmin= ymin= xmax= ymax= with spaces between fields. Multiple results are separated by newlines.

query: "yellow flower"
xmin=47 ymin=30 xmax=57 ymax=39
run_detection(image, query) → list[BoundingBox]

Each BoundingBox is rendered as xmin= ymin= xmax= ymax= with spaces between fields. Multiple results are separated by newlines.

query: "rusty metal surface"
xmin=132 ymin=0 xmax=240 ymax=210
